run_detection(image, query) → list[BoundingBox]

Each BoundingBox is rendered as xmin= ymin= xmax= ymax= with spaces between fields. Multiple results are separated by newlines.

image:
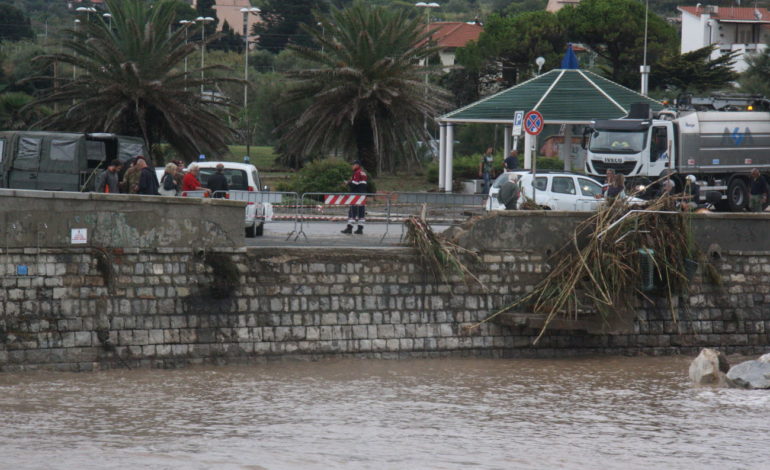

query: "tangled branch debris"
xmin=404 ymin=211 xmax=484 ymax=288
xmin=475 ymin=195 xmax=699 ymax=344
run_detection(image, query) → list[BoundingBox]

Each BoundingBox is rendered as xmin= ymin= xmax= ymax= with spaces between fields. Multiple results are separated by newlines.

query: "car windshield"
xmin=589 ymin=130 xmax=647 ymax=154
xmin=199 ymin=168 xmax=249 ymax=190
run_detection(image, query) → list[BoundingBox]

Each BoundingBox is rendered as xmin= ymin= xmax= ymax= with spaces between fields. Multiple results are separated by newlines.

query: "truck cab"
xmin=585 ymin=119 xmax=676 ymax=182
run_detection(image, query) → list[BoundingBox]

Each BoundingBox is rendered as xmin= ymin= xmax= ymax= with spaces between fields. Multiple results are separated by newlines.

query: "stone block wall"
xmin=1 ymin=245 xmax=769 ymax=372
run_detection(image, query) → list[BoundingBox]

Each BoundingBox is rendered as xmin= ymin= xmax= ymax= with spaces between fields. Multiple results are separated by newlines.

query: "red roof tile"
xmin=678 ymin=5 xmax=770 ymax=22
xmin=425 ymin=22 xmax=483 ymax=49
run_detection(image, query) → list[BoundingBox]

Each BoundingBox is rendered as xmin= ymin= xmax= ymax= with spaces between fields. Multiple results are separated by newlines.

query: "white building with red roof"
xmin=546 ymin=0 xmax=581 ymax=12
xmin=425 ymin=21 xmax=484 ymax=70
xmin=678 ymin=4 xmax=770 ymax=72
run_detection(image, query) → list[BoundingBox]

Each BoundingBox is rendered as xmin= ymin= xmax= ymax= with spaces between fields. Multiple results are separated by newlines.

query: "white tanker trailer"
xmin=584 ymin=105 xmax=770 ymax=211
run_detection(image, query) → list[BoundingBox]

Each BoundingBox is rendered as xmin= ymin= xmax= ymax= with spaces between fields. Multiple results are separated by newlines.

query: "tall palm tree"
xmin=28 ymin=0 xmax=238 ymax=161
xmin=282 ymin=1 xmax=450 ymax=174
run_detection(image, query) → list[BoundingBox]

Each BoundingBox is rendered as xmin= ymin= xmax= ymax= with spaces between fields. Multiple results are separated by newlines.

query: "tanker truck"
xmin=584 ymin=105 xmax=770 ymax=211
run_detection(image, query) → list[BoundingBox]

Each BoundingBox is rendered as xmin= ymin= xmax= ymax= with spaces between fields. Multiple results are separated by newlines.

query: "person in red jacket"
xmin=182 ymin=163 xmax=210 ymax=195
xmin=341 ymin=160 xmax=368 ymax=235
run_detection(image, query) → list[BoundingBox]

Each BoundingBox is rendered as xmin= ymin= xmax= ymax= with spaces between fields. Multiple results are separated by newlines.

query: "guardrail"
xmin=180 ymin=189 xmax=488 ymax=241
xmin=296 ymin=192 xmax=391 ymax=241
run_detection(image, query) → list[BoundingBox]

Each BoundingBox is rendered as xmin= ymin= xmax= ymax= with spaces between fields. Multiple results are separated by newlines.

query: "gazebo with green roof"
xmin=435 ymin=68 xmax=663 ymax=191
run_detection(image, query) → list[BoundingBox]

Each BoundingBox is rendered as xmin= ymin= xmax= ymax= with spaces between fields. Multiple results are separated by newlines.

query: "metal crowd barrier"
xmin=388 ymin=192 xmax=486 ymax=239
xmin=226 ymin=190 xmax=301 ymax=239
xmin=183 ymin=190 xmax=301 ymax=239
xmin=296 ymin=192 xmax=392 ymax=241
xmin=178 ymin=189 xmax=487 ymax=241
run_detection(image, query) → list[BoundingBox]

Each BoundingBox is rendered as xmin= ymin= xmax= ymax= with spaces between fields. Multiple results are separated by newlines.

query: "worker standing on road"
xmin=341 ymin=160 xmax=368 ymax=235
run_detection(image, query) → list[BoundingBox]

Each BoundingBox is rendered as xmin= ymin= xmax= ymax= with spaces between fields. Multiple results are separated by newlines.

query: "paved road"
xmin=245 ymin=221 xmax=450 ymax=248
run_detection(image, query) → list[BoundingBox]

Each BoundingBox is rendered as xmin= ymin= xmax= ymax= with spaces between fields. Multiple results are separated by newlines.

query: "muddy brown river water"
xmin=1 ymin=356 xmax=768 ymax=470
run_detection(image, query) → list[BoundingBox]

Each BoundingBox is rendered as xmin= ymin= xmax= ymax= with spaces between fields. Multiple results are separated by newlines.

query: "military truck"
xmin=584 ymin=106 xmax=770 ymax=211
xmin=0 ymin=131 xmax=147 ymax=192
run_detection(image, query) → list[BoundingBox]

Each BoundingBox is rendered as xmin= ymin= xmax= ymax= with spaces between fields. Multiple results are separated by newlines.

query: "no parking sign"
xmin=524 ymin=110 xmax=544 ymax=136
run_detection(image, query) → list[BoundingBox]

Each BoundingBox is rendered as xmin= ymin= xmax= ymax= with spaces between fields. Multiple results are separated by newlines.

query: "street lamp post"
xmin=640 ymin=0 xmax=650 ymax=96
xmin=195 ymin=16 xmax=215 ymax=96
xmin=240 ymin=7 xmax=261 ymax=160
xmin=415 ymin=2 xmax=440 ymax=133
xmin=179 ymin=20 xmax=192 ymax=83
xmin=103 ymin=13 xmax=112 ymax=29
xmin=73 ymin=19 xmax=80 ymax=80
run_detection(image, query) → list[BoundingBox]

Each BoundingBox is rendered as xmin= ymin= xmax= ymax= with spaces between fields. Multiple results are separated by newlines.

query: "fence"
xmin=181 ymin=190 xmax=488 ymax=242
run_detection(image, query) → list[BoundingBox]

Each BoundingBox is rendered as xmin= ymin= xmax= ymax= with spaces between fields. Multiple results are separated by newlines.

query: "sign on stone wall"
xmin=70 ymin=228 xmax=88 ymax=244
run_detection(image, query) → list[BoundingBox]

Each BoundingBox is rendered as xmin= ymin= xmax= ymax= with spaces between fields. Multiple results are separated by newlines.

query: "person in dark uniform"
xmin=504 ymin=149 xmax=519 ymax=171
xmin=207 ymin=163 xmax=229 ymax=198
xmin=341 ymin=160 xmax=368 ymax=235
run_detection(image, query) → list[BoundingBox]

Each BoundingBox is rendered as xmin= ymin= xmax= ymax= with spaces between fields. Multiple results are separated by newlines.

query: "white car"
xmin=486 ymin=171 xmax=605 ymax=211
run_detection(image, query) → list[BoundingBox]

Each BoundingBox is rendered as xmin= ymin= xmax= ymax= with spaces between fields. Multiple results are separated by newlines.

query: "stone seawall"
xmin=2 ymin=241 xmax=769 ymax=371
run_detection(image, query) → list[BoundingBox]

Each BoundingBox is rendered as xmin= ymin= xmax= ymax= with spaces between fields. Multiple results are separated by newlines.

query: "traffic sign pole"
xmin=524 ymin=110 xmax=544 ymax=205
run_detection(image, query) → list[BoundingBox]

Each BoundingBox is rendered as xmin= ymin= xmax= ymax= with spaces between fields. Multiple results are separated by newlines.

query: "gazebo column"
xmin=503 ymin=126 xmax=512 ymax=163
xmin=524 ymin=132 xmax=533 ymax=169
xmin=438 ymin=123 xmax=447 ymax=191
xmin=561 ymin=125 xmax=573 ymax=171
xmin=445 ymin=124 xmax=454 ymax=192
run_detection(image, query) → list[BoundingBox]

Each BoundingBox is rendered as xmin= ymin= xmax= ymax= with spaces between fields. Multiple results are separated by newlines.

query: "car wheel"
xmin=255 ymin=222 xmax=264 ymax=237
xmin=245 ymin=223 xmax=256 ymax=238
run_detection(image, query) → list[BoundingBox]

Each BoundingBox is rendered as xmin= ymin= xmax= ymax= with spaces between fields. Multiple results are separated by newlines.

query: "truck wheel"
xmin=245 ymin=224 xmax=256 ymax=238
xmin=727 ymin=178 xmax=748 ymax=212
xmin=255 ymin=222 xmax=264 ymax=237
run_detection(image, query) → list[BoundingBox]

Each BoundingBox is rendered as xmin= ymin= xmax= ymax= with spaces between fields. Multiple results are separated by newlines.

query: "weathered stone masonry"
xmin=2 ymin=238 xmax=770 ymax=372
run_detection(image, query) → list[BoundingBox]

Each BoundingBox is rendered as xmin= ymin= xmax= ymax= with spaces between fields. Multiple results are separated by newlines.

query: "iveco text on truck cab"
xmin=585 ymin=106 xmax=770 ymax=211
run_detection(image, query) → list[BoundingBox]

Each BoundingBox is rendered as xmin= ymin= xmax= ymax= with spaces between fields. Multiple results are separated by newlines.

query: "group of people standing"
xmin=95 ymin=156 xmax=162 ymax=195
xmin=95 ymin=157 xmax=230 ymax=197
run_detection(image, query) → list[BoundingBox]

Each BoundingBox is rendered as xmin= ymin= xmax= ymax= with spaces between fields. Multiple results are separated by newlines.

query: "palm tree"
xmin=27 ymin=0 xmax=238 ymax=161
xmin=281 ymin=1 xmax=450 ymax=174
xmin=0 ymin=91 xmax=49 ymax=130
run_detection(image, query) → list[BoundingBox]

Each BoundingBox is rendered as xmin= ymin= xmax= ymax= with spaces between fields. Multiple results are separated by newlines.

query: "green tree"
xmin=29 ymin=0 xmax=238 ymax=161
xmin=280 ymin=1 xmax=450 ymax=174
xmin=252 ymin=0 xmax=328 ymax=53
xmin=195 ymin=0 xmax=219 ymax=35
xmin=0 ymin=4 xmax=34 ymax=42
xmin=653 ymin=46 xmax=737 ymax=94
xmin=741 ymin=47 xmax=770 ymax=98
xmin=210 ymin=20 xmax=243 ymax=53
xmin=457 ymin=11 xmax=566 ymax=82
xmin=559 ymin=0 xmax=677 ymax=87
xmin=0 ymin=91 xmax=49 ymax=129
xmin=502 ymin=0 xmax=548 ymax=16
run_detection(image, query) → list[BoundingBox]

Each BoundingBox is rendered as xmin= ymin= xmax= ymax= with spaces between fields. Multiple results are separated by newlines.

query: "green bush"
xmin=289 ymin=158 xmax=376 ymax=195
xmin=425 ymin=153 xmax=504 ymax=183
xmin=536 ymin=157 xmax=564 ymax=170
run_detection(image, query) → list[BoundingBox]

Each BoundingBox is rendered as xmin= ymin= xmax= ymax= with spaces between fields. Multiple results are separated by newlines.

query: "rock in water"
xmin=689 ymin=348 xmax=730 ymax=386
xmin=726 ymin=360 xmax=770 ymax=389
xmin=758 ymin=353 xmax=770 ymax=363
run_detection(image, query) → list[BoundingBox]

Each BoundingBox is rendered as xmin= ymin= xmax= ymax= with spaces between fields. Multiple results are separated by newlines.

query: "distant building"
xmin=678 ymin=4 xmax=770 ymax=73
xmin=425 ymin=21 xmax=484 ymax=70
xmin=187 ymin=0 xmax=261 ymax=45
xmin=546 ymin=0 xmax=581 ymax=13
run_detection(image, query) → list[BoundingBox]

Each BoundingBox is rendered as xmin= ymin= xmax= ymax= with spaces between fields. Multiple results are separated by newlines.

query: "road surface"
xmin=245 ymin=221 xmax=450 ymax=248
